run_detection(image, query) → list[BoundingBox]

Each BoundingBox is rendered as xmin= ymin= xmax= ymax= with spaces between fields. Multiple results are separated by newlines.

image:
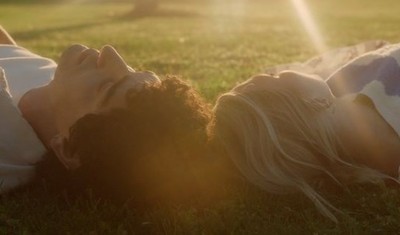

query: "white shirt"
xmin=0 ymin=45 xmax=56 ymax=105
xmin=0 ymin=45 xmax=56 ymax=193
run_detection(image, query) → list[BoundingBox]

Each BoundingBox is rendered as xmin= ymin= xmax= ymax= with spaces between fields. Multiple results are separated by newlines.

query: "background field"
xmin=1 ymin=0 xmax=400 ymax=234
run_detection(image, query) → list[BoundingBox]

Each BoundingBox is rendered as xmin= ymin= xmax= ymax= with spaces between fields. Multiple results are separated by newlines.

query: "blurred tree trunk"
xmin=133 ymin=0 xmax=159 ymax=15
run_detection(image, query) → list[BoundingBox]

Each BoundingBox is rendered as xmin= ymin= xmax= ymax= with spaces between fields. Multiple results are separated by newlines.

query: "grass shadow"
xmin=120 ymin=8 xmax=201 ymax=21
xmin=11 ymin=21 xmax=108 ymax=40
xmin=11 ymin=8 xmax=201 ymax=41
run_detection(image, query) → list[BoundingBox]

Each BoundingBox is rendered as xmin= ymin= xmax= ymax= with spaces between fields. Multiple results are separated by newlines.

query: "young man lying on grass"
xmin=0 ymin=25 xmax=226 ymax=205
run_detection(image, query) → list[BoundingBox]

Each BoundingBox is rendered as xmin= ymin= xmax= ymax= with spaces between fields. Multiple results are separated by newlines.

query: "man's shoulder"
xmin=0 ymin=66 xmax=46 ymax=164
xmin=0 ymin=79 xmax=46 ymax=165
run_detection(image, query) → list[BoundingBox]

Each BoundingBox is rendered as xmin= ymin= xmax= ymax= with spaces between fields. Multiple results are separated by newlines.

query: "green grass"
xmin=1 ymin=0 xmax=400 ymax=233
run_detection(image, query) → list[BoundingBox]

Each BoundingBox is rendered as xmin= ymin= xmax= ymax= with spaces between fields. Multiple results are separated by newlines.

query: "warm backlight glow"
xmin=290 ymin=0 xmax=327 ymax=53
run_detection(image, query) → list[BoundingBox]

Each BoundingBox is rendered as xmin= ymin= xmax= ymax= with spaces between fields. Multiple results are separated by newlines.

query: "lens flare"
xmin=290 ymin=0 xmax=327 ymax=53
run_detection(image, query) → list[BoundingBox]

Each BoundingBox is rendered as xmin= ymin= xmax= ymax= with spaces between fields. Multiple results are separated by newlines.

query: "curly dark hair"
xmin=35 ymin=76 xmax=221 ymax=205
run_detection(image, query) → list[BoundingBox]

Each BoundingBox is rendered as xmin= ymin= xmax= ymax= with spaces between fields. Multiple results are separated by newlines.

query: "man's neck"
xmin=18 ymin=85 xmax=58 ymax=149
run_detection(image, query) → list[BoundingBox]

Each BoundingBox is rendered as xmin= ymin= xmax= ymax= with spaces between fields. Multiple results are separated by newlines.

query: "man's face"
xmin=49 ymin=44 xmax=160 ymax=137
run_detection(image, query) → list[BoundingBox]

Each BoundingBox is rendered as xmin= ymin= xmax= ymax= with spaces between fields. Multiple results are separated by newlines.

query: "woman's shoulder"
xmin=336 ymin=93 xmax=400 ymax=176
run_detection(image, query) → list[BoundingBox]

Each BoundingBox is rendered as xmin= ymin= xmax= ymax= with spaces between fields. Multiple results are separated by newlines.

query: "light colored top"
xmin=0 ymin=45 xmax=56 ymax=193
xmin=327 ymin=43 xmax=400 ymax=137
xmin=265 ymin=40 xmax=400 ymax=137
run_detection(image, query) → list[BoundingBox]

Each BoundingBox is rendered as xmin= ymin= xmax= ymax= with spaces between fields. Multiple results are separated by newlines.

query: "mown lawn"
xmin=1 ymin=0 xmax=400 ymax=234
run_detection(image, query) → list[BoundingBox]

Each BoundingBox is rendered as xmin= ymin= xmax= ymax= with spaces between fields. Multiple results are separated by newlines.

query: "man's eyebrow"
xmin=100 ymin=76 xmax=129 ymax=107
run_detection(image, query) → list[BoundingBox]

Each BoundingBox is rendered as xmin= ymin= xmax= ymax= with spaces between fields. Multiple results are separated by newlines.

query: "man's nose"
xmin=98 ymin=45 xmax=129 ymax=80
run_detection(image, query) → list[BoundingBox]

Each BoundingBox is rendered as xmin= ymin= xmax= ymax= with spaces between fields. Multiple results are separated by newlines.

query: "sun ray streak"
xmin=290 ymin=0 xmax=327 ymax=53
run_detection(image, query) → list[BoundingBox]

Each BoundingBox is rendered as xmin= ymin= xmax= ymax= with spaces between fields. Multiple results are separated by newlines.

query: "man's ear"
xmin=50 ymin=134 xmax=81 ymax=170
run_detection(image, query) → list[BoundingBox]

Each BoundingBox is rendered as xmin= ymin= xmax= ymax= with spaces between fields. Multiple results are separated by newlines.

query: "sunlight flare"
xmin=211 ymin=0 xmax=246 ymax=32
xmin=290 ymin=0 xmax=327 ymax=53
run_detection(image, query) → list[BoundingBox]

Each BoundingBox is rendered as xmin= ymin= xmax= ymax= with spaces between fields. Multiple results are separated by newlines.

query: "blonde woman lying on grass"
xmin=210 ymin=40 xmax=400 ymax=221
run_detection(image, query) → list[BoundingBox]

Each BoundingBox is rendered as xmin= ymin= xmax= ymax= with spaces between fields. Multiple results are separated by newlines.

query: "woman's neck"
xmin=332 ymin=95 xmax=400 ymax=176
xmin=18 ymin=85 xmax=58 ymax=149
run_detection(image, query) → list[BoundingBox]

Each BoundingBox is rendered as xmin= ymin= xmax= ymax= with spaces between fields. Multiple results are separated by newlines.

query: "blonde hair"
xmin=211 ymin=87 xmax=392 ymax=222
